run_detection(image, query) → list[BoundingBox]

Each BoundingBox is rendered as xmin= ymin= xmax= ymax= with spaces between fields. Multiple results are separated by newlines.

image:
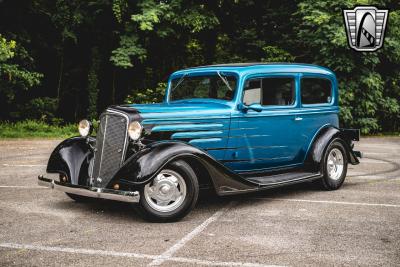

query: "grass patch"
xmin=0 ymin=120 xmax=77 ymax=138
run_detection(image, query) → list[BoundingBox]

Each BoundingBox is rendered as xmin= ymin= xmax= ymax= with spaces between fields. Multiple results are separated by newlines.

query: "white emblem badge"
xmin=343 ymin=6 xmax=389 ymax=52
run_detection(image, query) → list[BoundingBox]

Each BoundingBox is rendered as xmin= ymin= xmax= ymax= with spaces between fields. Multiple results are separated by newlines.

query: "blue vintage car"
xmin=38 ymin=63 xmax=361 ymax=221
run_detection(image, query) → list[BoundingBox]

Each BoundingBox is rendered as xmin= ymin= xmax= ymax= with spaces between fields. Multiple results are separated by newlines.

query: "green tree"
xmin=0 ymin=34 xmax=42 ymax=108
xmin=294 ymin=0 xmax=400 ymax=134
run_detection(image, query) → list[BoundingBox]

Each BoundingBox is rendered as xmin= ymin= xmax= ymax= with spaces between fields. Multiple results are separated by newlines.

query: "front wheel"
xmin=319 ymin=139 xmax=348 ymax=190
xmin=136 ymin=160 xmax=199 ymax=222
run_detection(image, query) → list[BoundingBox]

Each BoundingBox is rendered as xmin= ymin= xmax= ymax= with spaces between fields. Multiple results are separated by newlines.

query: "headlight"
xmin=78 ymin=119 xmax=92 ymax=137
xmin=128 ymin=121 xmax=143 ymax=140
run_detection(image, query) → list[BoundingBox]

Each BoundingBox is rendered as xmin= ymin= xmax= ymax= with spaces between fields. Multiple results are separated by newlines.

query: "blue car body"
xmin=39 ymin=63 xmax=361 ymax=210
xmin=130 ymin=63 xmax=340 ymax=173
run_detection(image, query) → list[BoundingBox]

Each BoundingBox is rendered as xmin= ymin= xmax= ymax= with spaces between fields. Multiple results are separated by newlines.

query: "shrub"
xmin=125 ymin=82 xmax=166 ymax=104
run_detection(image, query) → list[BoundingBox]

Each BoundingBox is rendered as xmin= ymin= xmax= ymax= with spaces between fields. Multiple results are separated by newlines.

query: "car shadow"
xmin=48 ymin=181 xmax=357 ymax=223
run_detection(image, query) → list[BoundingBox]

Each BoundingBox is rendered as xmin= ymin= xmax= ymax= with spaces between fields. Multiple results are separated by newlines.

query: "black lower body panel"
xmin=245 ymin=171 xmax=322 ymax=186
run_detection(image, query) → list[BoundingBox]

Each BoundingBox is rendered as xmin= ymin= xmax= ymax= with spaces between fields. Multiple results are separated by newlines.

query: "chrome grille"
xmin=92 ymin=110 xmax=128 ymax=187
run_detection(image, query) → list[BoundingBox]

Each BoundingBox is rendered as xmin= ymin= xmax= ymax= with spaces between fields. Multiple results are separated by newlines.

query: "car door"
xmin=225 ymin=74 xmax=305 ymax=173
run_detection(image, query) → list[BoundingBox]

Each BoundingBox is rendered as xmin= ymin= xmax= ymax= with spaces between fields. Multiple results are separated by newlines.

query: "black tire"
xmin=65 ymin=192 xmax=94 ymax=202
xmin=136 ymin=160 xmax=199 ymax=222
xmin=319 ymin=139 xmax=348 ymax=190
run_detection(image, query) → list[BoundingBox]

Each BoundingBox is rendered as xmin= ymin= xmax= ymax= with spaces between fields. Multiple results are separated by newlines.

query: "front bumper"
xmin=38 ymin=175 xmax=140 ymax=203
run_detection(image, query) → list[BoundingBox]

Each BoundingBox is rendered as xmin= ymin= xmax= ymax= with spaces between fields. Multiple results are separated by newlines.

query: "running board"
xmin=245 ymin=171 xmax=322 ymax=186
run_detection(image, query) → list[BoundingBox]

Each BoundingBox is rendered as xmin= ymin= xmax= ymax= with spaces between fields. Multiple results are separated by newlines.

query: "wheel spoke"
xmin=171 ymin=189 xmax=181 ymax=201
xmin=170 ymin=175 xmax=179 ymax=185
xmin=157 ymin=200 xmax=170 ymax=206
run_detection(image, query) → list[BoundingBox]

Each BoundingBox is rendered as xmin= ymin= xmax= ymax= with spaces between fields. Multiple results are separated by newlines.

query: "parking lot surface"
xmin=0 ymin=137 xmax=399 ymax=266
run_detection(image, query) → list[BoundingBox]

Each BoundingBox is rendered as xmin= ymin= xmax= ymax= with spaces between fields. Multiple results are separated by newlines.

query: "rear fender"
xmin=306 ymin=126 xmax=360 ymax=170
xmin=47 ymin=137 xmax=94 ymax=185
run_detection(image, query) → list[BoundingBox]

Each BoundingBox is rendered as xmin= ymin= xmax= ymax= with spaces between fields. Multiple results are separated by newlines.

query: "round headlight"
xmin=78 ymin=119 xmax=91 ymax=137
xmin=128 ymin=121 xmax=143 ymax=140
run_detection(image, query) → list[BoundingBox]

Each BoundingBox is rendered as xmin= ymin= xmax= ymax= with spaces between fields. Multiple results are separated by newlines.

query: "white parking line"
xmin=0 ymin=185 xmax=43 ymax=189
xmin=2 ymin=164 xmax=46 ymax=167
xmin=0 ymin=242 xmax=284 ymax=267
xmin=149 ymin=201 xmax=237 ymax=266
xmin=0 ymin=242 xmax=153 ymax=259
xmin=257 ymin=198 xmax=400 ymax=208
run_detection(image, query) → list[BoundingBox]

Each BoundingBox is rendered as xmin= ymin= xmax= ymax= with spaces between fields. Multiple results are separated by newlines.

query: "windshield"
xmin=169 ymin=73 xmax=237 ymax=101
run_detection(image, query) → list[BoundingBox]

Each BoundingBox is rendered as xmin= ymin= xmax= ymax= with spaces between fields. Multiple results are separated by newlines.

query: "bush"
xmin=12 ymin=97 xmax=60 ymax=124
xmin=125 ymin=82 xmax=166 ymax=104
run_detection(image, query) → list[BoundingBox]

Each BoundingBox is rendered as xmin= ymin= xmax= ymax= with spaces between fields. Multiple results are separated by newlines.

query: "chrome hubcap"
xmin=327 ymin=148 xmax=344 ymax=180
xmin=144 ymin=170 xmax=187 ymax=213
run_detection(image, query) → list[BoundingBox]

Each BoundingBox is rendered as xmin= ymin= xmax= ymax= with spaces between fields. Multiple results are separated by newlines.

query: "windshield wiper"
xmin=171 ymin=73 xmax=187 ymax=92
xmin=217 ymin=71 xmax=233 ymax=92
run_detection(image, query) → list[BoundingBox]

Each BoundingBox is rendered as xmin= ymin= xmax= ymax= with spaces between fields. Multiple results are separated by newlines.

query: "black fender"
xmin=306 ymin=126 xmax=360 ymax=170
xmin=47 ymin=136 xmax=94 ymax=185
xmin=111 ymin=141 xmax=257 ymax=195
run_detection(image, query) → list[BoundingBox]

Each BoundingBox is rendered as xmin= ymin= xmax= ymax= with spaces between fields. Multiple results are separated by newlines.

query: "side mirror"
xmin=238 ymin=103 xmax=263 ymax=112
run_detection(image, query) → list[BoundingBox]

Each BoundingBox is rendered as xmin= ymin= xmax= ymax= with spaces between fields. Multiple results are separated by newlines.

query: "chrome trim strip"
xmin=38 ymin=175 xmax=139 ymax=203
xmin=97 ymin=114 xmax=108 ymax=181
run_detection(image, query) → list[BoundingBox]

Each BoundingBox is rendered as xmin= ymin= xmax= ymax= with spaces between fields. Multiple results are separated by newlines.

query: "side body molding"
xmin=112 ymin=141 xmax=257 ymax=195
xmin=306 ymin=126 xmax=360 ymax=170
xmin=47 ymin=137 xmax=93 ymax=185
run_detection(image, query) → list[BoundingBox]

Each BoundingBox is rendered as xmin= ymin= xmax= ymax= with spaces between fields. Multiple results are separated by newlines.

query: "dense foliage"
xmin=0 ymin=0 xmax=399 ymax=134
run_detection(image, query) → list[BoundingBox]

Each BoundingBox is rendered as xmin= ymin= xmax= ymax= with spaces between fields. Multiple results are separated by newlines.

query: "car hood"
xmin=126 ymin=101 xmax=233 ymax=120
xmin=119 ymin=101 xmax=233 ymax=151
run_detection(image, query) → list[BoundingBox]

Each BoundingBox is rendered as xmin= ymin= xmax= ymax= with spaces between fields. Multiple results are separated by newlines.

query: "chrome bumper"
xmin=38 ymin=175 xmax=140 ymax=203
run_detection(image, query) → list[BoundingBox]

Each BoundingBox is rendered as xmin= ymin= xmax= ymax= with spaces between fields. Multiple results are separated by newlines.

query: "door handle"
xmin=294 ymin=117 xmax=303 ymax=121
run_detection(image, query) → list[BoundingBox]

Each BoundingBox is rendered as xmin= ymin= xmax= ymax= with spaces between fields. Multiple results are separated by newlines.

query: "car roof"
xmin=171 ymin=62 xmax=335 ymax=77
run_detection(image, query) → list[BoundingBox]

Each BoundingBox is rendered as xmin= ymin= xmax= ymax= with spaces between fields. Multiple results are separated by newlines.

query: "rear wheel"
xmin=320 ymin=139 xmax=348 ymax=190
xmin=136 ymin=160 xmax=199 ymax=222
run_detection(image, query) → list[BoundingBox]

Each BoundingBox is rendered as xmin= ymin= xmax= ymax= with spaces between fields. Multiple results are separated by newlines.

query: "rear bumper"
xmin=38 ymin=175 xmax=140 ymax=203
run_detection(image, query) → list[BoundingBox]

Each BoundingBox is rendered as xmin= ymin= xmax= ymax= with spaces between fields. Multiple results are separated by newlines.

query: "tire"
xmin=136 ymin=160 xmax=199 ymax=222
xmin=319 ymin=139 xmax=348 ymax=190
xmin=65 ymin=193 xmax=94 ymax=202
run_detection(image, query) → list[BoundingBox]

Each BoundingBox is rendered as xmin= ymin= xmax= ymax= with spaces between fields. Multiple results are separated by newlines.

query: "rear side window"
xmin=243 ymin=77 xmax=295 ymax=106
xmin=301 ymin=78 xmax=332 ymax=104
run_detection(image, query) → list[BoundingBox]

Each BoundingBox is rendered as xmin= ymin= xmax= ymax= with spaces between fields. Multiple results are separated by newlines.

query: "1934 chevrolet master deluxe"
xmin=38 ymin=63 xmax=362 ymax=221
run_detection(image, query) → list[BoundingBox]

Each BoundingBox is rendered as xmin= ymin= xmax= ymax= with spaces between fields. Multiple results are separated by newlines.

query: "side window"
xmin=243 ymin=77 xmax=295 ymax=106
xmin=243 ymin=79 xmax=261 ymax=105
xmin=301 ymin=78 xmax=332 ymax=104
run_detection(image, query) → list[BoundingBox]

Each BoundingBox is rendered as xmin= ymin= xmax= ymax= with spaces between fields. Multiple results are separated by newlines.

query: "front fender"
xmin=111 ymin=141 xmax=256 ymax=194
xmin=47 ymin=136 xmax=94 ymax=185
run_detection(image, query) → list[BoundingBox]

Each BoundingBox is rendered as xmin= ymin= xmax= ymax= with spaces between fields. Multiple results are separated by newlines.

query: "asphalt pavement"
xmin=0 ymin=137 xmax=399 ymax=266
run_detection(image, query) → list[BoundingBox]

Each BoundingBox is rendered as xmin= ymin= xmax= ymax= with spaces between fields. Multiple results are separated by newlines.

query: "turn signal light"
xmin=113 ymin=184 xmax=120 ymax=190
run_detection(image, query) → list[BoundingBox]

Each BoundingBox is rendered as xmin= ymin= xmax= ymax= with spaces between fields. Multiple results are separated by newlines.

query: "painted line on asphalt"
xmin=257 ymin=198 xmax=400 ymax=208
xmin=0 ymin=242 xmax=284 ymax=267
xmin=0 ymin=185 xmax=43 ymax=189
xmin=0 ymin=243 xmax=153 ymax=260
xmin=2 ymin=164 xmax=46 ymax=167
xmin=149 ymin=201 xmax=237 ymax=266
xmin=349 ymin=175 xmax=400 ymax=180
xmin=358 ymin=159 xmax=393 ymax=164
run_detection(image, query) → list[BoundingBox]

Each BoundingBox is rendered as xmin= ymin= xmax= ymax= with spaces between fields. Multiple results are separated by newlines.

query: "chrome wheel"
xmin=143 ymin=169 xmax=187 ymax=213
xmin=327 ymin=148 xmax=344 ymax=180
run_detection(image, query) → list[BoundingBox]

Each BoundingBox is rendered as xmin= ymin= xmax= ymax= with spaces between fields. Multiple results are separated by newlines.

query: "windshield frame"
xmin=166 ymin=71 xmax=240 ymax=103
